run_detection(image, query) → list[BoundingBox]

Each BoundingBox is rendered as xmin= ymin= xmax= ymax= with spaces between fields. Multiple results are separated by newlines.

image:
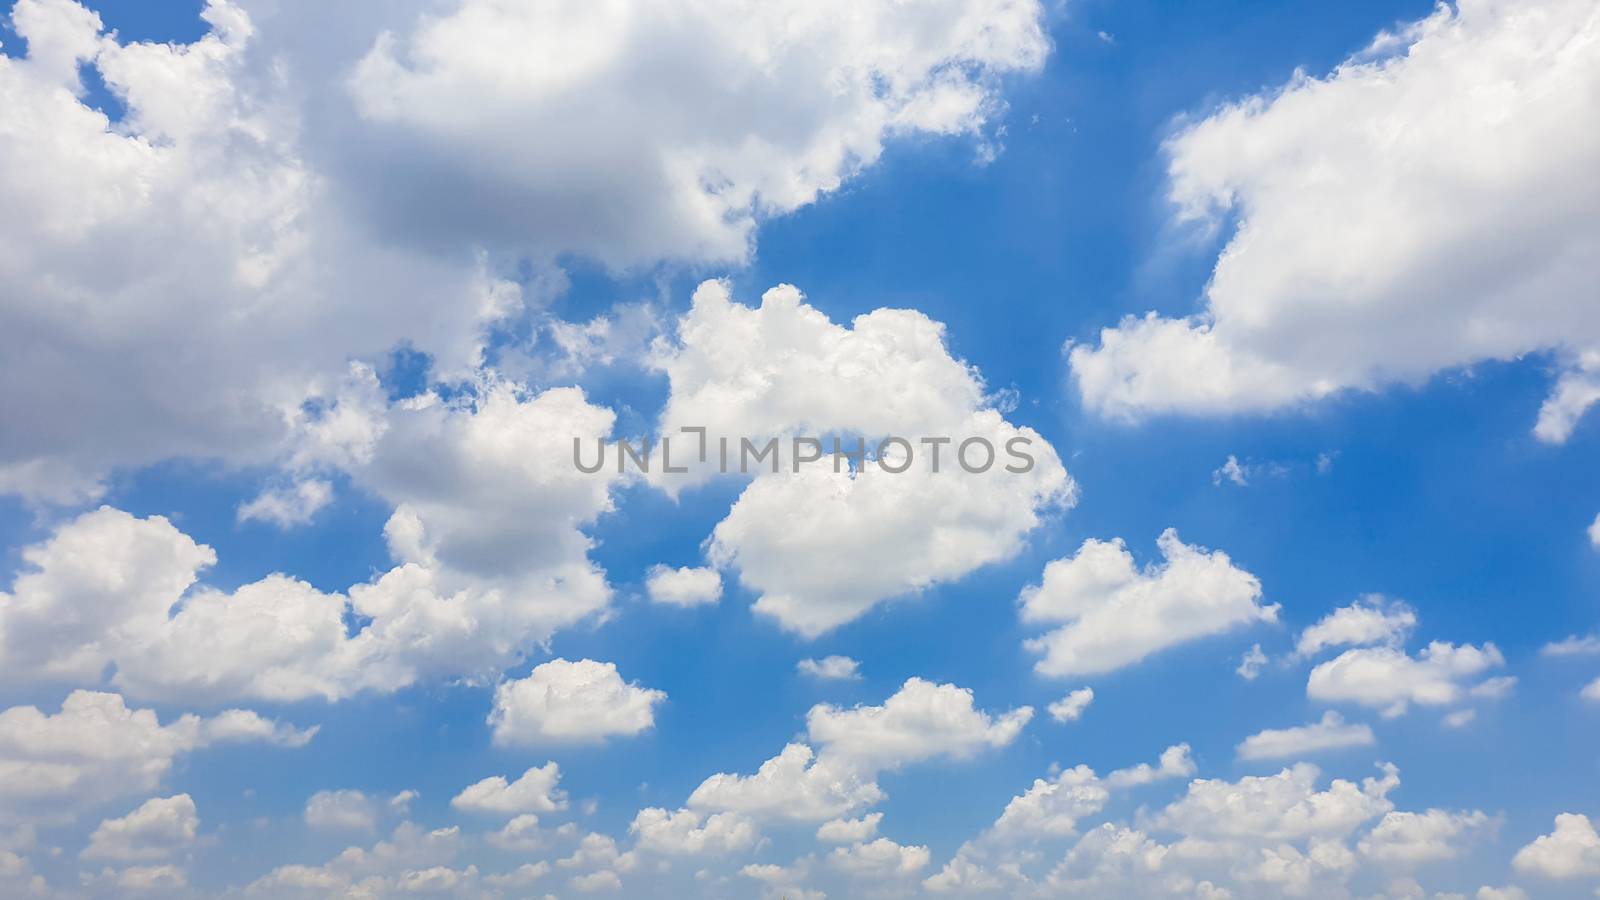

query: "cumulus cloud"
xmin=1306 ymin=641 xmax=1506 ymax=717
xmin=644 ymin=565 xmax=722 ymax=608
xmin=828 ymin=837 xmax=931 ymax=879
xmin=1236 ymin=712 xmax=1377 ymax=761
xmin=1068 ymin=0 xmax=1600 ymax=430
xmin=1021 ymin=529 xmax=1276 ymax=676
xmin=0 ymin=0 xmax=1051 ymax=501
xmin=236 ymin=479 xmax=334 ymax=528
xmin=0 ymin=377 xmax=625 ymax=704
xmin=1512 ymin=813 xmax=1600 ymax=879
xmin=304 ymin=790 xmax=378 ymax=832
xmin=82 ymin=795 xmax=200 ymax=862
xmin=658 ymin=281 xmax=1076 ymax=636
xmin=817 ymin=813 xmax=882 ymax=845
xmin=1047 ymin=688 xmax=1094 ymax=723
xmin=489 ymin=659 xmax=666 ymax=746
xmin=1295 ymin=597 xmax=1417 ymax=658
xmin=0 ymin=691 xmax=312 ymax=823
xmin=450 ymin=764 xmax=568 ymax=817
xmin=690 ymin=678 xmax=1028 ymax=822
xmin=1154 ymin=763 xmax=1399 ymax=843
xmin=1357 ymin=809 xmax=1492 ymax=865
xmin=628 ymin=808 xmax=758 ymax=856
xmin=797 ymin=656 xmax=862 ymax=681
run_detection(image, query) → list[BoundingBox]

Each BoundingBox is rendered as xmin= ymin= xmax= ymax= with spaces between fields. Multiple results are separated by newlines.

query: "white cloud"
xmin=690 ymin=678 xmax=1027 ymax=822
xmin=1295 ymin=597 xmax=1417 ymax=658
xmin=488 ymin=659 xmax=666 ymax=746
xmin=1357 ymin=809 xmax=1491 ymax=865
xmin=82 ymin=795 xmax=199 ymax=862
xmin=829 ymin=837 xmax=931 ymax=879
xmin=1155 ymin=763 xmax=1399 ymax=843
xmin=644 ymin=565 xmax=722 ymax=608
xmin=1306 ymin=641 xmax=1506 ymax=717
xmin=0 ymin=0 xmax=1050 ymax=501
xmin=0 ymin=690 xmax=312 ymax=824
xmin=817 ymin=813 xmax=882 ymax=845
xmin=343 ymin=0 xmax=1048 ymax=268
xmin=246 ymin=821 xmax=466 ymax=897
xmin=797 ymin=656 xmax=862 ymax=681
xmin=628 ymin=808 xmax=757 ymax=856
xmin=1069 ymin=0 xmax=1600 ymax=430
xmin=1021 ymin=529 xmax=1276 ymax=676
xmin=1512 ymin=813 xmax=1600 ymax=879
xmin=236 ymin=479 xmax=333 ymax=528
xmin=1047 ymin=688 xmax=1095 ymax=723
xmin=805 ymin=677 xmax=1033 ymax=771
xmin=304 ymin=790 xmax=378 ymax=832
xmin=1541 ymin=634 xmax=1600 ymax=657
xmin=659 ymin=281 xmax=1076 ymax=637
xmin=1236 ymin=712 xmax=1376 ymax=761
xmin=1 ymin=379 xmax=626 ymax=704
xmin=484 ymin=815 xmax=544 ymax=853
xmin=1590 ymin=512 xmax=1600 ymax=549
xmin=1104 ymin=744 xmax=1197 ymax=789
xmin=1582 ymin=677 xmax=1600 ymax=702
xmin=1237 ymin=643 xmax=1268 ymax=680
xmin=687 ymin=743 xmax=883 ymax=823
xmin=450 ymin=764 xmax=568 ymax=816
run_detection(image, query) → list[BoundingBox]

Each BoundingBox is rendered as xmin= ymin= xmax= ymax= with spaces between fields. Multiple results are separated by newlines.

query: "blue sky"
xmin=1 ymin=0 xmax=1598 ymax=898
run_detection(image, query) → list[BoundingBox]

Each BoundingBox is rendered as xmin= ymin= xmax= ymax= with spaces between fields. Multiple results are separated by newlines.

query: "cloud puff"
xmin=657 ymin=281 xmax=1076 ymax=636
xmin=1357 ymin=809 xmax=1492 ymax=865
xmin=1306 ymin=641 xmax=1506 ymax=717
xmin=450 ymin=764 xmax=568 ymax=817
xmin=797 ymin=656 xmax=863 ymax=681
xmin=0 ymin=691 xmax=312 ymax=823
xmin=628 ymin=808 xmax=758 ymax=857
xmin=304 ymin=791 xmax=379 ymax=833
xmin=1047 ymin=688 xmax=1095 ymax=723
xmin=342 ymin=0 xmax=1049 ymax=268
xmin=82 ymin=795 xmax=200 ymax=862
xmin=489 ymin=660 xmax=666 ymax=746
xmin=1236 ymin=712 xmax=1377 ymax=761
xmin=644 ymin=565 xmax=722 ymax=608
xmin=817 ymin=813 xmax=882 ymax=845
xmin=1069 ymin=0 xmax=1600 ymax=433
xmin=1021 ymin=529 xmax=1276 ymax=676
xmin=689 ymin=678 xmax=1029 ymax=822
xmin=1295 ymin=597 xmax=1417 ymax=658
xmin=1154 ymin=763 xmax=1399 ymax=843
xmin=0 ymin=379 xmax=624 ymax=704
xmin=0 ymin=0 xmax=1050 ymax=501
xmin=1513 ymin=813 xmax=1600 ymax=879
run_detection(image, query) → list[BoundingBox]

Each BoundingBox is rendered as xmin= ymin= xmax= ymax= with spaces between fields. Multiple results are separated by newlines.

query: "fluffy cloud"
xmin=1512 ymin=813 xmax=1600 ymax=879
xmin=488 ymin=659 xmax=666 ymax=746
xmin=341 ymin=0 xmax=1048 ymax=268
xmin=1069 ymin=0 xmax=1600 ymax=430
xmin=1236 ymin=712 xmax=1377 ymax=761
xmin=450 ymin=764 xmax=567 ymax=818
xmin=1048 ymin=688 xmax=1095 ymax=723
xmin=1295 ymin=597 xmax=1417 ymax=658
xmin=687 ymin=743 xmax=884 ymax=823
xmin=797 ymin=656 xmax=862 ymax=681
xmin=1021 ymin=529 xmax=1275 ymax=676
xmin=304 ymin=791 xmax=379 ymax=832
xmin=1306 ymin=641 xmax=1506 ymax=717
xmin=690 ymin=678 xmax=1027 ymax=822
xmin=1357 ymin=809 xmax=1492 ymax=865
xmin=805 ymin=678 xmax=1033 ymax=771
xmin=1154 ymin=763 xmax=1399 ymax=843
xmin=246 ymin=821 xmax=467 ymax=897
xmin=817 ymin=813 xmax=882 ymax=845
xmin=828 ymin=837 xmax=931 ymax=879
xmin=0 ymin=691 xmax=313 ymax=823
xmin=644 ymin=565 xmax=722 ymax=608
xmin=0 ymin=378 xmax=624 ymax=704
xmin=0 ymin=0 xmax=1050 ymax=501
xmin=628 ymin=808 xmax=758 ymax=856
xmin=658 ymin=281 xmax=1076 ymax=636
xmin=81 ymin=795 xmax=199 ymax=862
